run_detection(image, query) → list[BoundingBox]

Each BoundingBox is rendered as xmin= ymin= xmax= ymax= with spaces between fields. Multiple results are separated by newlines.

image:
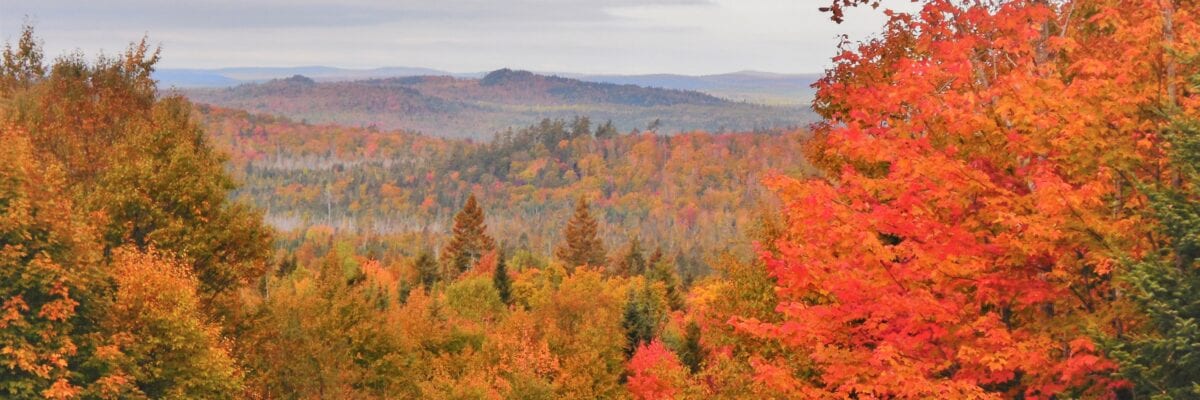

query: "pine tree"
xmin=493 ymin=250 xmax=512 ymax=305
xmin=613 ymin=237 xmax=647 ymax=277
xmin=555 ymin=196 xmax=606 ymax=268
xmin=415 ymin=250 xmax=439 ymax=292
xmin=646 ymin=251 xmax=683 ymax=311
xmin=678 ymin=321 xmax=704 ymax=374
xmin=440 ymin=194 xmax=495 ymax=279
xmin=1106 ymin=100 xmax=1200 ymax=399
xmin=595 ymin=120 xmax=618 ymax=139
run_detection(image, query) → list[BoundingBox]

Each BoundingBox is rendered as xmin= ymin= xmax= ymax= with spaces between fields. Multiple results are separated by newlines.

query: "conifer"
xmin=555 ymin=196 xmax=606 ymax=268
xmin=440 ymin=194 xmax=495 ymax=279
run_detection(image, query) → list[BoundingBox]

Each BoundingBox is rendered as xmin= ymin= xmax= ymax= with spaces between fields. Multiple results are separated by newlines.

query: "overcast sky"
xmin=0 ymin=0 xmax=916 ymax=75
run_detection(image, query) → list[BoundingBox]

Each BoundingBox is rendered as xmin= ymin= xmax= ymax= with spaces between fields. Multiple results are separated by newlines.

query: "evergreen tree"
xmin=646 ymin=251 xmax=684 ymax=311
xmin=555 ymin=196 xmax=606 ymax=268
xmin=1106 ymin=100 xmax=1200 ymax=399
xmin=595 ymin=120 xmax=618 ymax=139
xmin=570 ymin=116 xmax=592 ymax=139
xmin=440 ymin=194 xmax=495 ymax=279
xmin=415 ymin=250 xmax=439 ymax=292
xmin=621 ymin=282 xmax=666 ymax=359
xmin=614 ymin=236 xmax=647 ymax=277
xmin=493 ymin=250 xmax=512 ymax=305
xmin=678 ymin=321 xmax=704 ymax=374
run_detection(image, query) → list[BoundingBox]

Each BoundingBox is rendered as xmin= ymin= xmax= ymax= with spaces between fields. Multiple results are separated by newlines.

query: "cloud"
xmin=0 ymin=0 xmax=909 ymax=74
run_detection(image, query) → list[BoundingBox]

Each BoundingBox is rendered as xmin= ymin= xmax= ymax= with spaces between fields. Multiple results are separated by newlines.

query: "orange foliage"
xmin=737 ymin=0 xmax=1199 ymax=398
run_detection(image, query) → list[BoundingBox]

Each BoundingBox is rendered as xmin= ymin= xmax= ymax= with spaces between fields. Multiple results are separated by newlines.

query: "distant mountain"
xmin=155 ymin=67 xmax=819 ymax=105
xmin=180 ymin=69 xmax=814 ymax=139
xmin=154 ymin=66 xmax=469 ymax=88
xmin=155 ymin=69 xmax=242 ymax=88
xmin=573 ymin=71 xmax=821 ymax=105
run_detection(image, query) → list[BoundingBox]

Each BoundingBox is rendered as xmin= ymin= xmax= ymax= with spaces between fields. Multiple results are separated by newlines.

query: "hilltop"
xmin=180 ymin=69 xmax=813 ymax=139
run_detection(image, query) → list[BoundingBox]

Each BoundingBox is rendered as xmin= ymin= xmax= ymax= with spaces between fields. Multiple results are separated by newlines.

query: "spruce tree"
xmin=646 ymin=250 xmax=684 ymax=310
xmin=555 ymin=196 xmax=606 ymax=268
xmin=614 ymin=236 xmax=646 ymax=277
xmin=493 ymin=250 xmax=512 ymax=305
xmin=440 ymin=194 xmax=495 ymax=279
xmin=1106 ymin=104 xmax=1200 ymax=399
xmin=415 ymin=250 xmax=439 ymax=292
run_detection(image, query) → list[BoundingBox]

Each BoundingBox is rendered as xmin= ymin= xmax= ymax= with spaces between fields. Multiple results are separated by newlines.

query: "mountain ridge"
xmin=156 ymin=66 xmax=818 ymax=105
xmin=180 ymin=69 xmax=814 ymax=139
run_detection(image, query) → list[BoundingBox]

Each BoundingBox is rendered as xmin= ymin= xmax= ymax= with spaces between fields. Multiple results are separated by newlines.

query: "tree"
xmin=493 ymin=250 xmax=513 ymax=305
xmin=625 ymin=340 xmax=688 ymax=400
xmin=101 ymin=248 xmax=242 ymax=399
xmin=622 ymin=282 xmax=667 ymax=358
xmin=0 ymin=126 xmax=100 ymax=399
xmin=555 ymin=196 xmax=606 ymax=268
xmin=441 ymin=194 xmax=496 ymax=279
xmin=1105 ymin=75 xmax=1200 ymax=399
xmin=646 ymin=252 xmax=683 ymax=311
xmin=735 ymin=1 xmax=1186 ymax=397
xmin=2 ymin=27 xmax=272 ymax=302
xmin=594 ymin=120 xmax=618 ymax=139
xmin=570 ymin=116 xmax=592 ymax=139
xmin=0 ymin=23 xmax=45 ymax=90
xmin=614 ymin=237 xmax=647 ymax=277
xmin=415 ymin=250 xmax=439 ymax=292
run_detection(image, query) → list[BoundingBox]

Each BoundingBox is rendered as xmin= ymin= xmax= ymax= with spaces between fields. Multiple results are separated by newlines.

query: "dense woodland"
xmin=199 ymin=105 xmax=811 ymax=281
xmin=3 ymin=0 xmax=1200 ymax=399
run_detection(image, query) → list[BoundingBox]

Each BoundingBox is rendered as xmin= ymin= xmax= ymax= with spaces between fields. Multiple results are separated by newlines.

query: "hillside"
xmin=201 ymin=105 xmax=814 ymax=278
xmin=180 ymin=69 xmax=814 ymax=138
xmin=575 ymin=71 xmax=820 ymax=105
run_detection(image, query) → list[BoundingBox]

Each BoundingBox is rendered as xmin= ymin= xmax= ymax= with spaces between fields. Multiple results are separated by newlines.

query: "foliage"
xmin=555 ymin=196 xmax=607 ymax=269
xmin=737 ymin=0 xmax=1199 ymax=397
xmin=1105 ymin=66 xmax=1200 ymax=399
xmin=440 ymin=194 xmax=496 ymax=279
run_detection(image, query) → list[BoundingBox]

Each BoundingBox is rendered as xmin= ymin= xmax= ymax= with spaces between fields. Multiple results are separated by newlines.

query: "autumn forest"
xmin=3 ymin=0 xmax=1200 ymax=399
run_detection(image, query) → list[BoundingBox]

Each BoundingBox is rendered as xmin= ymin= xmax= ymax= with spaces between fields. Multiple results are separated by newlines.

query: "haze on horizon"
xmin=0 ymin=0 xmax=916 ymax=76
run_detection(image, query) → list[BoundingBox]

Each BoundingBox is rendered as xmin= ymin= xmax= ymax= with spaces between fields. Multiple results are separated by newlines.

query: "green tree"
xmin=621 ymin=282 xmax=667 ymax=358
xmin=555 ymin=196 xmax=606 ymax=268
xmin=415 ymin=250 xmax=439 ymax=292
xmin=493 ymin=250 xmax=513 ymax=305
xmin=1107 ymin=103 xmax=1200 ymax=399
xmin=614 ymin=237 xmax=647 ymax=277
xmin=646 ymin=248 xmax=683 ymax=310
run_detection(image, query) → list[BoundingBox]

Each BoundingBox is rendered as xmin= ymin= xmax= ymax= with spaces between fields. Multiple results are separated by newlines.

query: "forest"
xmin=2 ymin=0 xmax=1200 ymax=399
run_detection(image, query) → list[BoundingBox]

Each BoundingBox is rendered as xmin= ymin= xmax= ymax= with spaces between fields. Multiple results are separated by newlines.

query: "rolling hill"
xmin=180 ymin=69 xmax=814 ymax=139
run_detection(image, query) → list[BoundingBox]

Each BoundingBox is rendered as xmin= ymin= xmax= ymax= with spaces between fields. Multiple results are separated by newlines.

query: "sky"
xmin=0 ymin=0 xmax=917 ymax=75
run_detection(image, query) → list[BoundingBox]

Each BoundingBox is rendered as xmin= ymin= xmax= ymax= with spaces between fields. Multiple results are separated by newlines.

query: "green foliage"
xmin=446 ymin=277 xmax=505 ymax=322
xmin=614 ymin=237 xmax=647 ymax=277
xmin=622 ymin=281 xmax=669 ymax=358
xmin=416 ymin=250 xmax=440 ymax=292
xmin=646 ymin=251 xmax=684 ymax=311
xmin=494 ymin=251 xmax=513 ymax=305
xmin=1107 ymin=106 xmax=1200 ymax=399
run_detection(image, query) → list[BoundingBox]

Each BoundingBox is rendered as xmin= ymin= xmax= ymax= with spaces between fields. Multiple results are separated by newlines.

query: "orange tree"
xmin=735 ymin=0 xmax=1198 ymax=398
